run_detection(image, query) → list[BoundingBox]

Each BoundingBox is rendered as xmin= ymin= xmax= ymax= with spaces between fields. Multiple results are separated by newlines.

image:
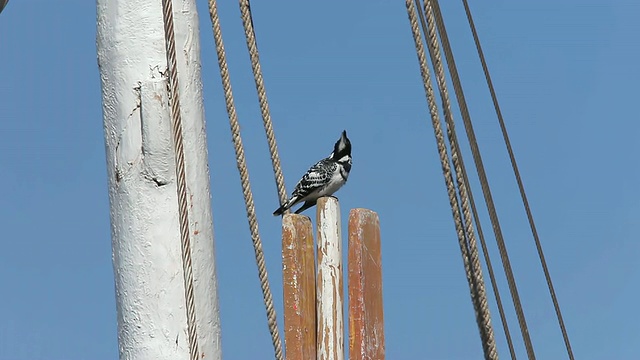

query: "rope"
xmin=237 ymin=0 xmax=289 ymax=209
xmin=427 ymin=1 xmax=523 ymax=358
xmin=405 ymin=2 xmax=497 ymax=358
xmin=206 ymin=1 xmax=284 ymax=359
xmin=419 ymin=1 xmax=499 ymax=357
xmin=160 ymin=0 xmax=200 ymax=359
xmin=461 ymin=1 xmax=574 ymax=358
xmin=417 ymin=1 xmax=514 ymax=358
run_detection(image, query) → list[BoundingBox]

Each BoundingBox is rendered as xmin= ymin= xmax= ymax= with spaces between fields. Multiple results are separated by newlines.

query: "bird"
xmin=273 ymin=130 xmax=352 ymax=216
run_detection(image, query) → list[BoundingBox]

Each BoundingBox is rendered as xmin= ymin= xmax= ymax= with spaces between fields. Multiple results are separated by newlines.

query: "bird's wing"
xmin=292 ymin=159 xmax=335 ymax=199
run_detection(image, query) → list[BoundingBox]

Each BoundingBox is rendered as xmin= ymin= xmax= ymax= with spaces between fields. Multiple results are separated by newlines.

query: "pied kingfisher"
xmin=273 ymin=130 xmax=352 ymax=216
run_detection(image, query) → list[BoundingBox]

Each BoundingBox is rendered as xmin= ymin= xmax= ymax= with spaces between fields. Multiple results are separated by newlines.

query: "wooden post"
xmin=316 ymin=197 xmax=345 ymax=360
xmin=282 ymin=214 xmax=317 ymax=360
xmin=348 ymin=209 xmax=385 ymax=360
xmin=96 ymin=0 xmax=221 ymax=359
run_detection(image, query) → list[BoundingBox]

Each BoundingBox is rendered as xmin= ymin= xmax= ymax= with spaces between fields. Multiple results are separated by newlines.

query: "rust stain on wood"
xmin=348 ymin=208 xmax=385 ymax=360
xmin=282 ymin=214 xmax=317 ymax=360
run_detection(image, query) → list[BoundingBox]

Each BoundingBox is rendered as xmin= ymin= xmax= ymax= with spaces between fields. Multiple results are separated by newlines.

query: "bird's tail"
xmin=273 ymin=196 xmax=295 ymax=216
xmin=294 ymin=200 xmax=317 ymax=215
xmin=273 ymin=204 xmax=288 ymax=216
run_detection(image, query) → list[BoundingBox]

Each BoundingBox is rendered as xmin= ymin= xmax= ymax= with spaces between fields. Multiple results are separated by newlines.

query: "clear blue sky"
xmin=1 ymin=1 xmax=639 ymax=359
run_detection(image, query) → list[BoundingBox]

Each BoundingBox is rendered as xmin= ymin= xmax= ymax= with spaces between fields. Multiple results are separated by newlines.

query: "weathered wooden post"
xmin=316 ymin=197 xmax=345 ymax=360
xmin=282 ymin=197 xmax=385 ymax=360
xmin=96 ymin=0 xmax=221 ymax=359
xmin=282 ymin=215 xmax=317 ymax=359
xmin=349 ymin=209 xmax=385 ymax=360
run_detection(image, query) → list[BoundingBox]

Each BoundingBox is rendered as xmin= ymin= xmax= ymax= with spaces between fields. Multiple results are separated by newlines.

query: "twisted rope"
xmin=461 ymin=1 xmax=573 ymax=358
xmin=406 ymin=2 xmax=496 ymax=358
xmin=206 ymin=1 xmax=284 ymax=359
xmin=237 ymin=0 xmax=289 ymax=208
xmin=160 ymin=0 xmax=199 ymax=359
xmin=420 ymin=1 xmax=499 ymax=358
xmin=419 ymin=1 xmax=498 ymax=357
xmin=427 ymin=1 xmax=521 ymax=358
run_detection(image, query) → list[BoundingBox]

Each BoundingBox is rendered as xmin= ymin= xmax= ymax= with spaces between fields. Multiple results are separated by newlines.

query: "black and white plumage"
xmin=273 ymin=130 xmax=352 ymax=216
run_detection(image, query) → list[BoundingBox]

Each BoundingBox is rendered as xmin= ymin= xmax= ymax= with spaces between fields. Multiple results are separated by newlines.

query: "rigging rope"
xmin=426 ymin=2 xmax=517 ymax=358
xmin=406 ymin=1 xmax=497 ymax=358
xmin=417 ymin=0 xmax=517 ymax=358
xmin=238 ymin=0 xmax=289 ymax=209
xmin=420 ymin=1 xmax=499 ymax=357
xmin=160 ymin=1 xmax=200 ymax=359
xmin=206 ymin=1 xmax=284 ymax=359
xmin=460 ymin=1 xmax=574 ymax=358
xmin=428 ymin=0 xmax=527 ymax=358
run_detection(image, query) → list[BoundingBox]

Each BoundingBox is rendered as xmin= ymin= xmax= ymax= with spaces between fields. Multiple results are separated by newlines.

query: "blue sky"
xmin=1 ymin=1 xmax=639 ymax=359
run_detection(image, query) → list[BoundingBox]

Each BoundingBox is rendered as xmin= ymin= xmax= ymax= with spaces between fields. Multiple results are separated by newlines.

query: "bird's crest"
xmin=330 ymin=130 xmax=351 ymax=162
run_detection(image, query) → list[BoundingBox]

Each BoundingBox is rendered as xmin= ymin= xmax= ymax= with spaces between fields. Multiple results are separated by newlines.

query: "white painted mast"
xmin=96 ymin=1 xmax=221 ymax=359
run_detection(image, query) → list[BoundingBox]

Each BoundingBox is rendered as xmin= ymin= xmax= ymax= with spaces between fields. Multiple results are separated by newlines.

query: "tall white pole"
xmin=96 ymin=1 xmax=221 ymax=359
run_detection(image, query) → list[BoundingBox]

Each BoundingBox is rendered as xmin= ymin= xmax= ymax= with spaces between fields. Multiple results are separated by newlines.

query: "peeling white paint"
xmin=97 ymin=1 xmax=221 ymax=359
xmin=140 ymin=79 xmax=173 ymax=186
xmin=316 ymin=198 xmax=344 ymax=360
